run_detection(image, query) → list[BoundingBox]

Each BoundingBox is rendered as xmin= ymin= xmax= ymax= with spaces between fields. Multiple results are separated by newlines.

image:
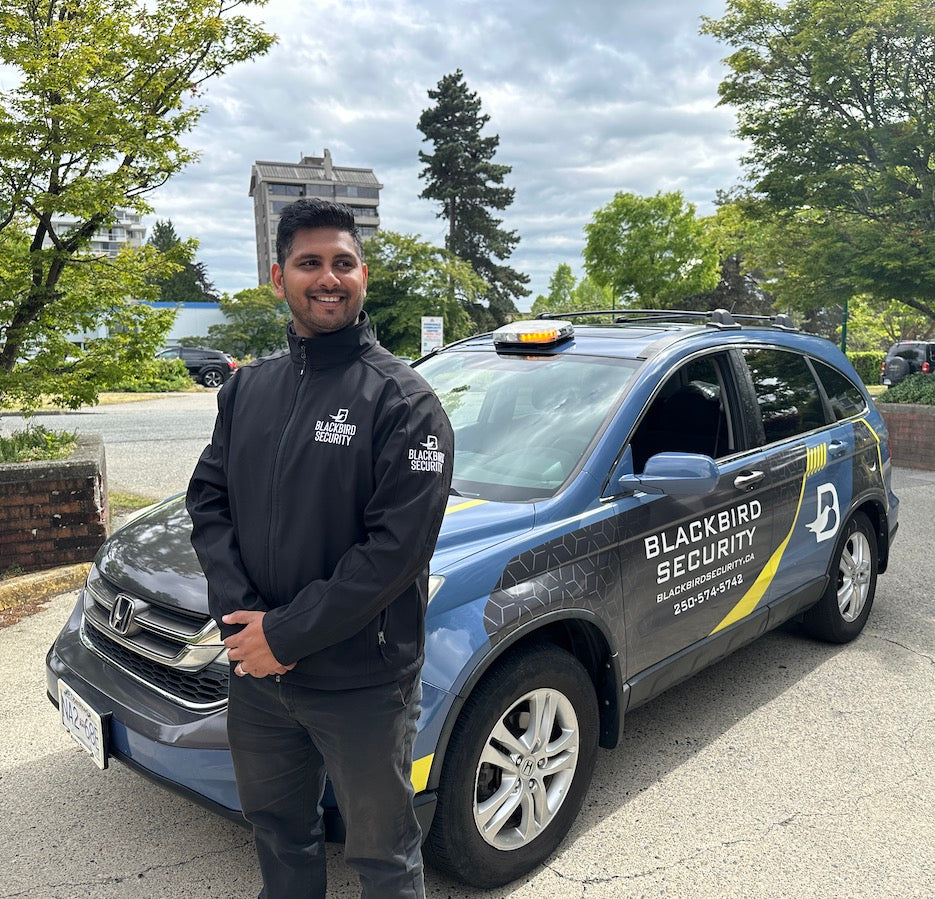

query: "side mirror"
xmin=618 ymin=452 xmax=719 ymax=496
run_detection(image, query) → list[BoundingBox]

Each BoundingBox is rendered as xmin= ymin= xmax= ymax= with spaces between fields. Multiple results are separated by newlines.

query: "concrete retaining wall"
xmin=0 ymin=434 xmax=109 ymax=575
xmin=879 ymin=404 xmax=935 ymax=470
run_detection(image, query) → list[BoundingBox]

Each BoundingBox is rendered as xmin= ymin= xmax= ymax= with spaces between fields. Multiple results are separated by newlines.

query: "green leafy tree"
xmin=530 ymin=264 xmax=577 ymax=316
xmin=529 ymin=265 xmax=613 ymax=317
xmin=572 ymin=276 xmax=614 ymax=311
xmin=702 ymin=0 xmax=935 ymax=324
xmin=205 ymin=284 xmax=289 ymax=359
xmin=418 ymin=69 xmax=529 ymax=328
xmin=688 ymin=197 xmax=775 ymax=315
xmin=364 ymin=230 xmax=479 ymax=357
xmin=0 ymin=0 xmax=274 ymax=410
xmin=583 ymin=191 xmax=720 ymax=308
xmin=147 ymin=219 xmax=218 ymax=303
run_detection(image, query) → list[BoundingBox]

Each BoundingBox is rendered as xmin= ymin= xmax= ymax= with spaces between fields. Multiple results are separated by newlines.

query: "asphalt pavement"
xmin=0 ymin=396 xmax=933 ymax=897
xmin=0 ymin=391 xmax=220 ymax=502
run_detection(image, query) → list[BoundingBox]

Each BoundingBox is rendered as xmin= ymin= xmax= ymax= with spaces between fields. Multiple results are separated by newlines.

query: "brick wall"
xmin=879 ymin=404 xmax=935 ymax=471
xmin=0 ymin=434 xmax=109 ymax=575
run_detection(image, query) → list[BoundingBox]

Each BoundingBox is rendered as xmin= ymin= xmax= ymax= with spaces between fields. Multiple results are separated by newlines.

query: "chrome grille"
xmin=80 ymin=566 xmax=228 ymax=710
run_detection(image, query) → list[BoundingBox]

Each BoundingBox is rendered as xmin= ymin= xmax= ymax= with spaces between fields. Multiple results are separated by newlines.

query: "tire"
xmin=884 ymin=356 xmax=909 ymax=385
xmin=802 ymin=510 xmax=877 ymax=643
xmin=200 ymin=368 xmax=224 ymax=388
xmin=424 ymin=644 xmax=599 ymax=888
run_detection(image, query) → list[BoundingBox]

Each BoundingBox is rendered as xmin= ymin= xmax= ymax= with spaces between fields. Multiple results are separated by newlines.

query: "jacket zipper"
xmin=377 ymin=608 xmax=388 ymax=660
xmin=266 ymin=342 xmax=308 ymax=594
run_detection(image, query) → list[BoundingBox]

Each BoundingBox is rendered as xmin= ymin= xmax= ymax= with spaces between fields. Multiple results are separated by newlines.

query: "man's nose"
xmin=319 ymin=269 xmax=341 ymax=288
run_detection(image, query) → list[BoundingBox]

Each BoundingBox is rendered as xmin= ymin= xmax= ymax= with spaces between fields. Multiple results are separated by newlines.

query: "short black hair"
xmin=275 ymin=198 xmax=364 ymax=267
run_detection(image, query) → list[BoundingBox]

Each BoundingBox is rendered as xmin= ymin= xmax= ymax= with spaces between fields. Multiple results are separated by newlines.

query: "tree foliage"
xmin=418 ymin=69 xmax=529 ymax=329
xmin=583 ymin=191 xmax=720 ymax=308
xmin=702 ymin=0 xmax=935 ymax=324
xmin=205 ymin=284 xmax=289 ymax=359
xmin=530 ymin=264 xmax=613 ymax=316
xmin=0 ymin=0 xmax=274 ymax=410
xmin=363 ymin=230 xmax=479 ymax=357
xmin=147 ymin=219 xmax=218 ymax=303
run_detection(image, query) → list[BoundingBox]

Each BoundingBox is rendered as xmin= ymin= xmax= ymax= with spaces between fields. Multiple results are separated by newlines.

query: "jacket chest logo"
xmin=315 ymin=408 xmax=357 ymax=446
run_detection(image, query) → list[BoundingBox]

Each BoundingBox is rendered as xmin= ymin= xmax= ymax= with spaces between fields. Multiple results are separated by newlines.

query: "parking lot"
xmin=1 ymin=395 xmax=933 ymax=898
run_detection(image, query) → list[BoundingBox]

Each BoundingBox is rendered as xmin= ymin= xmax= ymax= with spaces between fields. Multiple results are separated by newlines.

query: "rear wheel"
xmin=425 ymin=644 xmax=599 ymax=888
xmin=802 ymin=510 xmax=877 ymax=643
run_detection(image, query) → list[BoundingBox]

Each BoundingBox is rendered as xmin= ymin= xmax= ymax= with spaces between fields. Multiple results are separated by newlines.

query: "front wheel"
xmin=425 ymin=644 xmax=599 ymax=888
xmin=802 ymin=510 xmax=878 ymax=643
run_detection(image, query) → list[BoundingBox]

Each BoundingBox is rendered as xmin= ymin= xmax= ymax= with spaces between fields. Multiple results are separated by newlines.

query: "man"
xmin=186 ymin=198 xmax=453 ymax=898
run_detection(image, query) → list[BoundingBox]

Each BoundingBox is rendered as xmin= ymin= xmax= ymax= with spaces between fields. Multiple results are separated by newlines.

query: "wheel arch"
xmin=425 ymin=610 xmax=624 ymax=795
xmin=852 ymin=494 xmax=890 ymax=574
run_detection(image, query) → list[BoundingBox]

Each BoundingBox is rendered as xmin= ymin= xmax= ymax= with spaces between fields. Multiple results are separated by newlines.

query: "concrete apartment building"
xmin=249 ymin=148 xmax=382 ymax=283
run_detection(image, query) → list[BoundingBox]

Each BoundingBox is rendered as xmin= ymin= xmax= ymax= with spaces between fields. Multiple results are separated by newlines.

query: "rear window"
xmin=742 ymin=348 xmax=826 ymax=444
xmin=812 ymin=359 xmax=867 ymax=421
xmin=417 ymin=350 xmax=638 ymax=501
xmin=889 ymin=344 xmax=925 ymax=363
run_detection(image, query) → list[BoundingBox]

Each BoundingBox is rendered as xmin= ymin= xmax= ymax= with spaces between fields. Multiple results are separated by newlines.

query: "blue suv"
xmin=47 ymin=309 xmax=899 ymax=888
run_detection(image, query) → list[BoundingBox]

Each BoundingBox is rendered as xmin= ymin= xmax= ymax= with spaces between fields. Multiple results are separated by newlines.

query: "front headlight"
xmin=428 ymin=575 xmax=445 ymax=603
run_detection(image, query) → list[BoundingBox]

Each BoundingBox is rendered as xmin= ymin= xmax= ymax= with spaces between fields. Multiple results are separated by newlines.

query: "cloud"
xmin=144 ymin=0 xmax=744 ymax=307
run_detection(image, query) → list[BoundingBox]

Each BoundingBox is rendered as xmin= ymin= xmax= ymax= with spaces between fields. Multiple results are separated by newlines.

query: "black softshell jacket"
xmin=186 ymin=314 xmax=454 ymax=690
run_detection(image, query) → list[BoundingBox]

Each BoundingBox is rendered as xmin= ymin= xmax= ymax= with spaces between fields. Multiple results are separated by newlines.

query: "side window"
xmin=811 ymin=359 xmax=867 ymax=422
xmin=629 ymin=353 xmax=734 ymax=473
xmin=742 ymin=348 xmax=827 ymax=444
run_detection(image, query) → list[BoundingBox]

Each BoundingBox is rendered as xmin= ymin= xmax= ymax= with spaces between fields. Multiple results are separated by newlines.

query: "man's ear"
xmin=271 ymin=263 xmax=285 ymax=297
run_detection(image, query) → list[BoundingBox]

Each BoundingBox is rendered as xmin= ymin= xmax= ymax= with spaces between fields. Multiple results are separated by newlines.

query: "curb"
xmin=0 ymin=562 xmax=90 ymax=612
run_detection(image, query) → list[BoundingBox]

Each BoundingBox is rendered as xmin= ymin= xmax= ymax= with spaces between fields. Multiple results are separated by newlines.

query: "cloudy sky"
xmin=148 ymin=0 xmax=747 ymax=307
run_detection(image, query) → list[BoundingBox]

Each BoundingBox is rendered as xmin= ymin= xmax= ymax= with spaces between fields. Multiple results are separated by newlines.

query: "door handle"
xmin=829 ymin=439 xmax=847 ymax=458
xmin=733 ymin=470 xmax=765 ymax=491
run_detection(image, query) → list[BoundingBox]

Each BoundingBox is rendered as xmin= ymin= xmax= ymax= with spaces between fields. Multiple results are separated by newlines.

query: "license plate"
xmin=58 ymin=680 xmax=108 ymax=770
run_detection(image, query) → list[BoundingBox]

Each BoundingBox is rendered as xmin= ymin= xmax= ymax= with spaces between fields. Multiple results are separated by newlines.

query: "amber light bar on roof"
xmin=492 ymin=320 xmax=574 ymax=347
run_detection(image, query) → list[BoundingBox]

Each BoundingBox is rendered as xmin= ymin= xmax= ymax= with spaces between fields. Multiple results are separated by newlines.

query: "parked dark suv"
xmin=881 ymin=340 xmax=935 ymax=386
xmin=157 ymin=345 xmax=237 ymax=388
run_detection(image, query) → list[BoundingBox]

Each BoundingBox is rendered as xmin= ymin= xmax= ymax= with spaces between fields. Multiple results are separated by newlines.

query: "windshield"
xmin=417 ymin=349 xmax=638 ymax=501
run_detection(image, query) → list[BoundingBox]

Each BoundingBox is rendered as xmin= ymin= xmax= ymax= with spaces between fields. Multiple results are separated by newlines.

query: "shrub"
xmin=0 ymin=425 xmax=77 ymax=462
xmin=876 ymin=373 xmax=935 ymax=405
xmin=112 ymin=358 xmax=192 ymax=393
xmin=847 ymin=351 xmax=885 ymax=385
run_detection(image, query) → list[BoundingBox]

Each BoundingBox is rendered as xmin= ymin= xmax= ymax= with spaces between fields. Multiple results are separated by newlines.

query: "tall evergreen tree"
xmin=147 ymin=219 xmax=218 ymax=303
xmin=418 ymin=69 xmax=529 ymax=329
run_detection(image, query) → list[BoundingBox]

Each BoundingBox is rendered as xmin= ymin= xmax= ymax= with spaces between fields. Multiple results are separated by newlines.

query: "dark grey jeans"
xmin=227 ymin=670 xmax=424 ymax=899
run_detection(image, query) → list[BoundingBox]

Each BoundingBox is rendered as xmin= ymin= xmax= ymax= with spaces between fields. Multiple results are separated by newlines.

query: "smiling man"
xmin=186 ymin=198 xmax=454 ymax=899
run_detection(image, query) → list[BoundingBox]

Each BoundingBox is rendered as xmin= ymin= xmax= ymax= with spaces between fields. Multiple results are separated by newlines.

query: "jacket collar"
xmin=287 ymin=312 xmax=377 ymax=369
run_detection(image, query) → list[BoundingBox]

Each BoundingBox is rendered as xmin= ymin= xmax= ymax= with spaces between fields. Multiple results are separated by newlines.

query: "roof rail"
xmin=535 ymin=308 xmax=798 ymax=332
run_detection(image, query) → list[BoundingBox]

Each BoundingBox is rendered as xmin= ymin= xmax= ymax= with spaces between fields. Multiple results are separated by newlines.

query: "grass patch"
xmin=109 ymin=490 xmax=158 ymax=519
xmin=0 ymin=425 xmax=77 ymax=462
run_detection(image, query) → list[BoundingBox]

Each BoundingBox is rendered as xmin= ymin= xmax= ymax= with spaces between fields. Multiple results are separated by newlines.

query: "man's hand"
xmin=223 ymin=610 xmax=295 ymax=678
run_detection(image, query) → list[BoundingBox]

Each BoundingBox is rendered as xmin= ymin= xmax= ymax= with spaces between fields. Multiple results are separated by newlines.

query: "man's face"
xmin=271 ymin=227 xmax=368 ymax=337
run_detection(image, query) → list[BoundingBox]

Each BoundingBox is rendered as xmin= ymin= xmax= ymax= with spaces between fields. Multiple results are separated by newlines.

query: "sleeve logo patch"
xmin=410 ymin=435 xmax=446 ymax=472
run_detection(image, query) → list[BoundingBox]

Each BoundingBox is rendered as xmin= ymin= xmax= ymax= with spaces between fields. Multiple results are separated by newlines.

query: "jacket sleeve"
xmin=261 ymin=387 xmax=453 ymax=664
xmin=186 ymin=378 xmax=269 ymax=639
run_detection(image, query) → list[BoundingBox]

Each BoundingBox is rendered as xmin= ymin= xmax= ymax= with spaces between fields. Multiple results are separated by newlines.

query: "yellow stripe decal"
xmin=446 ymin=499 xmax=487 ymax=515
xmin=857 ymin=416 xmax=885 ymax=475
xmin=411 ymin=753 xmax=434 ymax=792
xmin=806 ymin=443 xmax=827 ymax=477
xmin=710 ymin=473 xmax=807 ymax=635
